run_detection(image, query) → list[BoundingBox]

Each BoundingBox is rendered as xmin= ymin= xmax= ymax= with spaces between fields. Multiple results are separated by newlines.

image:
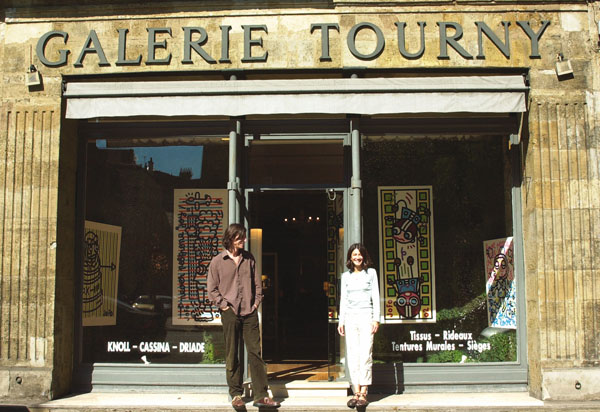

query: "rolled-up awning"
xmin=64 ymin=75 xmax=527 ymax=119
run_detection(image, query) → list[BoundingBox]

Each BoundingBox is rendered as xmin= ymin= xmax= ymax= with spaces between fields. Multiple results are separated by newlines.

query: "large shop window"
xmin=362 ymin=134 xmax=518 ymax=365
xmin=82 ymin=137 xmax=228 ymax=364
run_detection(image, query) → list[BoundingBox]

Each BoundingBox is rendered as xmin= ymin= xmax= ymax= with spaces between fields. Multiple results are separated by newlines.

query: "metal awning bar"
xmin=64 ymin=76 xmax=528 ymax=119
xmin=64 ymin=76 xmax=528 ymax=97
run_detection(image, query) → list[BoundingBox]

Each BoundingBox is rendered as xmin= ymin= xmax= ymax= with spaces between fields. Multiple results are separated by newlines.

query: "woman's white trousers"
xmin=344 ymin=313 xmax=373 ymax=388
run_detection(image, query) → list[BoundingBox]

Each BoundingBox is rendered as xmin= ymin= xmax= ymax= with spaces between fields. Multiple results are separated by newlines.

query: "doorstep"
xmin=267 ymin=379 xmax=350 ymax=397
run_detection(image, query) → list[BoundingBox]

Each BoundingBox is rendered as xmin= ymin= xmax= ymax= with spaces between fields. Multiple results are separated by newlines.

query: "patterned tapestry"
xmin=172 ymin=189 xmax=228 ymax=325
xmin=82 ymin=221 xmax=122 ymax=327
xmin=483 ymin=237 xmax=517 ymax=329
xmin=378 ymin=186 xmax=436 ymax=323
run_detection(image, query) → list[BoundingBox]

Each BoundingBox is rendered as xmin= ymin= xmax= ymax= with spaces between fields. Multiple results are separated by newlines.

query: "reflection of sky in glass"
xmin=134 ymin=147 xmax=204 ymax=179
xmin=96 ymin=140 xmax=203 ymax=179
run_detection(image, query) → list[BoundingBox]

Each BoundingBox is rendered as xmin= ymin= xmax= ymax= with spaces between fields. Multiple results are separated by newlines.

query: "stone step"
xmin=267 ymin=380 xmax=350 ymax=398
xmin=16 ymin=391 xmax=600 ymax=412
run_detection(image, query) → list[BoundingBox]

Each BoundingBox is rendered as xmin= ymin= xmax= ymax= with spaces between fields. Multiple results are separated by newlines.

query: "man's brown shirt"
xmin=207 ymin=249 xmax=262 ymax=316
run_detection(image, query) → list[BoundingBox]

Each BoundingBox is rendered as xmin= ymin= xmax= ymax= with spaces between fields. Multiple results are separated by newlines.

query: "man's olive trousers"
xmin=221 ymin=308 xmax=269 ymax=400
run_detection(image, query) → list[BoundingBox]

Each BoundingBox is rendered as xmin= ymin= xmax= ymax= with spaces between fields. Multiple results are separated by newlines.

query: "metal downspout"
xmin=350 ymin=119 xmax=362 ymax=244
xmin=228 ymin=120 xmax=240 ymax=224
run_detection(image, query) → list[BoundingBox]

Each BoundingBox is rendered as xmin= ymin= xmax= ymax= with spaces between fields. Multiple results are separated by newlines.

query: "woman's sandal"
xmin=346 ymin=393 xmax=360 ymax=408
xmin=356 ymin=393 xmax=369 ymax=407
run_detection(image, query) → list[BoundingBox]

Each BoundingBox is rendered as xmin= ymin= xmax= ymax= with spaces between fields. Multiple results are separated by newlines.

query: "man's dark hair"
xmin=223 ymin=223 xmax=247 ymax=251
xmin=345 ymin=243 xmax=373 ymax=270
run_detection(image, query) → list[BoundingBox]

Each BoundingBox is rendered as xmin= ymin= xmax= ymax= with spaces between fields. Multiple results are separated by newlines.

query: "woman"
xmin=338 ymin=243 xmax=380 ymax=408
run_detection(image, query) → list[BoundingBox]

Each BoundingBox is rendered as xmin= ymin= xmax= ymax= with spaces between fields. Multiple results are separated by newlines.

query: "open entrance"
xmin=250 ymin=190 xmax=334 ymax=381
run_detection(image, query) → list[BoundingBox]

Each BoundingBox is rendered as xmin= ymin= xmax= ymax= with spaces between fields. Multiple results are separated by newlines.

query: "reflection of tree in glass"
xmin=474 ymin=332 xmax=517 ymax=362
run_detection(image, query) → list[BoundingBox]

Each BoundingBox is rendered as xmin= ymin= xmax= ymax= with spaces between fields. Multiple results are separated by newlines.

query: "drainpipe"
xmin=228 ymin=119 xmax=240 ymax=224
xmin=350 ymin=118 xmax=362 ymax=244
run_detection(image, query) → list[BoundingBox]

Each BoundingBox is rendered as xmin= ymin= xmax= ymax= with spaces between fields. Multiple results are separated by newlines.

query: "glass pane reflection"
xmin=82 ymin=138 xmax=227 ymax=364
xmin=362 ymin=135 xmax=518 ymax=365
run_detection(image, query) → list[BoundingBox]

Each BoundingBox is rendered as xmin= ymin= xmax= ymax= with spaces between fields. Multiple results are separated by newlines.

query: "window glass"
xmin=362 ymin=135 xmax=518 ymax=364
xmin=82 ymin=137 xmax=228 ymax=364
xmin=248 ymin=140 xmax=344 ymax=185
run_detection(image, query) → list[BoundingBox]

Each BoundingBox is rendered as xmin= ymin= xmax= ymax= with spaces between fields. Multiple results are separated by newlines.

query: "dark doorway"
xmin=250 ymin=191 xmax=329 ymax=364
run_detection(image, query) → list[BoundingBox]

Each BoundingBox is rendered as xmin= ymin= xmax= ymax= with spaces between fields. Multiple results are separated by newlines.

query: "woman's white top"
xmin=339 ymin=268 xmax=381 ymax=325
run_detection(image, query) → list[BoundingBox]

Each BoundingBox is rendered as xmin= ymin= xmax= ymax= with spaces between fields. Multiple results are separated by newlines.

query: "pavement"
xmin=3 ymin=392 xmax=600 ymax=412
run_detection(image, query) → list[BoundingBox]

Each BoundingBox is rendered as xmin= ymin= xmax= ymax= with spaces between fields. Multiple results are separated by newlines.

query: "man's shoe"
xmin=231 ymin=395 xmax=245 ymax=409
xmin=253 ymin=397 xmax=280 ymax=408
xmin=346 ymin=394 xmax=359 ymax=408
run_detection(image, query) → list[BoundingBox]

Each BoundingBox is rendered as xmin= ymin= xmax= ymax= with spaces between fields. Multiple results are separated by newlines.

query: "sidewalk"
xmin=3 ymin=391 xmax=600 ymax=412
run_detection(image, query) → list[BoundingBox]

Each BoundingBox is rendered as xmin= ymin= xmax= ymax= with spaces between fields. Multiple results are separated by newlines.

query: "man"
xmin=207 ymin=223 xmax=280 ymax=409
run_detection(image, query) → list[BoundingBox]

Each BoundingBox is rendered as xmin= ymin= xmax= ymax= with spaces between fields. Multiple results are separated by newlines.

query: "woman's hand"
xmin=371 ymin=321 xmax=379 ymax=334
xmin=337 ymin=325 xmax=345 ymax=336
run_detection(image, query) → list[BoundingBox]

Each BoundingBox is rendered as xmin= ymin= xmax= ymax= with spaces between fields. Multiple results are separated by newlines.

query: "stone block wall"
xmin=0 ymin=102 xmax=62 ymax=399
xmin=524 ymin=95 xmax=600 ymax=399
xmin=1 ymin=0 xmax=599 ymax=401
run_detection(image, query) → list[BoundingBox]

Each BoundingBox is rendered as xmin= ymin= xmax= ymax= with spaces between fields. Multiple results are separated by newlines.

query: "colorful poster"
xmin=378 ymin=186 xmax=436 ymax=323
xmin=82 ymin=221 xmax=122 ymax=327
xmin=172 ymin=189 xmax=228 ymax=325
xmin=483 ymin=237 xmax=517 ymax=329
xmin=326 ymin=193 xmax=344 ymax=320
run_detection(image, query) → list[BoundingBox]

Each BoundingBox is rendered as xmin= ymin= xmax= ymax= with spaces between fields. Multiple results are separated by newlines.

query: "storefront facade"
xmin=1 ymin=0 xmax=599 ymax=402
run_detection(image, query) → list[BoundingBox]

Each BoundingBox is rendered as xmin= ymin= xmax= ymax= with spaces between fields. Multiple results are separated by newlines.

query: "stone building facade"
xmin=1 ymin=0 xmax=599 ymax=403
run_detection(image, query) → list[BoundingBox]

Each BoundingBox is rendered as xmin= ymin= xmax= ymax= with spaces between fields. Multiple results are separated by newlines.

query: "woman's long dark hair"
xmin=345 ymin=243 xmax=373 ymax=270
xmin=223 ymin=223 xmax=246 ymax=251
